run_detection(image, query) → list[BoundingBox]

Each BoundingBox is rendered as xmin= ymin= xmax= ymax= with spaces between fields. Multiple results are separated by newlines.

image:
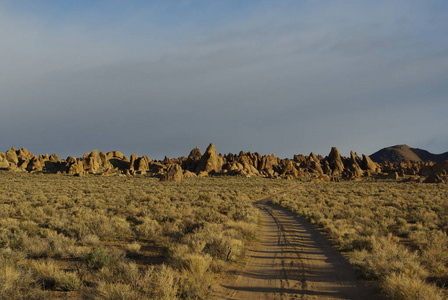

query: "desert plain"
xmin=1 ymin=144 xmax=447 ymax=299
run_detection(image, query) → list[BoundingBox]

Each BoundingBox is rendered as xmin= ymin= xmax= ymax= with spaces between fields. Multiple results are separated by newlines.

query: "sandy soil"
xmin=212 ymin=191 xmax=384 ymax=300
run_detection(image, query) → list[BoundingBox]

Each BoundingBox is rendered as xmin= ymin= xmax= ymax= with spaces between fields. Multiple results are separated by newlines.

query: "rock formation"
xmin=0 ymin=144 xmax=446 ymax=184
xmin=197 ymin=143 xmax=222 ymax=174
xmin=5 ymin=146 xmax=19 ymax=164
xmin=161 ymin=164 xmax=183 ymax=182
xmin=361 ymin=154 xmax=379 ymax=173
xmin=0 ymin=154 xmax=10 ymax=169
xmin=67 ymin=159 xmax=84 ymax=175
xmin=327 ymin=147 xmax=344 ymax=176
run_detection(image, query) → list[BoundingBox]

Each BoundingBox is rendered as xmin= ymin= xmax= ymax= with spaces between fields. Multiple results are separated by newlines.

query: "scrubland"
xmin=2 ymin=171 xmax=447 ymax=300
xmin=0 ymin=171 xmax=291 ymax=299
xmin=271 ymin=180 xmax=448 ymax=299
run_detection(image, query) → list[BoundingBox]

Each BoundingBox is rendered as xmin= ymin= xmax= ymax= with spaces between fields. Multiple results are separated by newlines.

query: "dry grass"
xmin=3 ymin=170 xmax=446 ymax=299
xmin=0 ymin=171 xmax=291 ymax=299
xmin=271 ymin=181 xmax=448 ymax=299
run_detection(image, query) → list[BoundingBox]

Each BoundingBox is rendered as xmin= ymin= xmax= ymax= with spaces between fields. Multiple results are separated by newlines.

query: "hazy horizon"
xmin=1 ymin=1 xmax=447 ymax=160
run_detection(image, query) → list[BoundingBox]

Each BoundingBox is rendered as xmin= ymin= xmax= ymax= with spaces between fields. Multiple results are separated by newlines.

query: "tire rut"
xmin=213 ymin=189 xmax=384 ymax=300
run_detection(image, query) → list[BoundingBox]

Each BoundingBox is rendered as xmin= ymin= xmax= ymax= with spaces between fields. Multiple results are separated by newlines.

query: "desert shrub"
xmin=0 ymin=262 xmax=46 ymax=299
xmin=88 ymin=215 xmax=132 ymax=240
xmin=89 ymin=281 xmax=141 ymax=300
xmin=139 ymin=265 xmax=179 ymax=299
xmin=125 ymin=242 xmax=141 ymax=258
xmin=87 ymin=247 xmax=113 ymax=270
xmin=0 ymin=263 xmax=31 ymax=298
xmin=31 ymin=260 xmax=82 ymax=291
xmin=203 ymin=235 xmax=243 ymax=261
xmin=352 ymin=235 xmax=427 ymax=280
xmin=56 ymin=272 xmax=83 ymax=291
xmin=81 ymin=234 xmax=100 ymax=246
xmin=134 ymin=217 xmax=162 ymax=241
xmin=0 ymin=172 xmax=294 ymax=299
xmin=115 ymin=261 xmax=141 ymax=285
xmin=225 ymin=220 xmax=257 ymax=240
xmin=272 ymin=181 xmax=448 ymax=299
xmin=382 ymin=272 xmax=443 ymax=300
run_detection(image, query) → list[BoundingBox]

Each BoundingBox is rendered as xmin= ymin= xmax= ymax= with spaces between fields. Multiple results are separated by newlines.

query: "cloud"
xmin=1 ymin=1 xmax=447 ymax=159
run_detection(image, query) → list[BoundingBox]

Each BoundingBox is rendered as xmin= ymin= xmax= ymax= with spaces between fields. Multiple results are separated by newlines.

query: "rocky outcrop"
xmin=305 ymin=153 xmax=324 ymax=174
xmin=27 ymin=156 xmax=44 ymax=172
xmin=182 ymin=147 xmax=203 ymax=172
xmin=83 ymin=150 xmax=101 ymax=173
xmin=136 ymin=156 xmax=150 ymax=173
xmin=259 ymin=154 xmax=278 ymax=176
xmin=327 ymin=147 xmax=344 ymax=176
xmin=188 ymin=147 xmax=202 ymax=160
xmin=67 ymin=159 xmax=84 ymax=175
xmin=345 ymin=151 xmax=363 ymax=179
xmin=183 ymin=170 xmax=197 ymax=178
xmin=129 ymin=154 xmax=139 ymax=172
xmin=197 ymin=143 xmax=223 ymax=174
xmin=281 ymin=160 xmax=299 ymax=178
xmin=1 ymin=144 xmax=447 ymax=183
xmin=361 ymin=154 xmax=380 ymax=173
xmin=423 ymin=174 xmax=446 ymax=184
xmin=161 ymin=164 xmax=183 ymax=182
xmin=0 ymin=153 xmax=10 ymax=169
xmin=5 ymin=146 xmax=19 ymax=164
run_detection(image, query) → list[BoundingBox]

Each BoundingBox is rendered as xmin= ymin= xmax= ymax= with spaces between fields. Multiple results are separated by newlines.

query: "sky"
xmin=1 ymin=0 xmax=447 ymax=160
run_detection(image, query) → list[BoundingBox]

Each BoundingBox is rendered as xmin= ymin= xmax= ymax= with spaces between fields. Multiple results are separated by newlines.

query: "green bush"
xmin=87 ymin=247 xmax=112 ymax=270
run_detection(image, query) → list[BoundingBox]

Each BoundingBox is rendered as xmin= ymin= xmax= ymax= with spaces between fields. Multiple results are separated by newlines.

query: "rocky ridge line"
xmin=0 ymin=144 xmax=447 ymax=183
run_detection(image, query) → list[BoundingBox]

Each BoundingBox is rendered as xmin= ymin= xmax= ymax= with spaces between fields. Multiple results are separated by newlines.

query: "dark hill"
xmin=370 ymin=145 xmax=448 ymax=163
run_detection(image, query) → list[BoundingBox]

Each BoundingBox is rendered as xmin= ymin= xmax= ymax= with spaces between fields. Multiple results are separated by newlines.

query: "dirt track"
xmin=213 ymin=192 xmax=384 ymax=300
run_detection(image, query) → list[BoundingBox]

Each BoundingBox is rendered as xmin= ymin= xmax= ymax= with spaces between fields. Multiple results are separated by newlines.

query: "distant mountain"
xmin=370 ymin=145 xmax=448 ymax=163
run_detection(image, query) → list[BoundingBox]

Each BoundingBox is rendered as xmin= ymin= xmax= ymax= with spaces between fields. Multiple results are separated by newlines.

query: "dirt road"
xmin=213 ymin=193 xmax=383 ymax=300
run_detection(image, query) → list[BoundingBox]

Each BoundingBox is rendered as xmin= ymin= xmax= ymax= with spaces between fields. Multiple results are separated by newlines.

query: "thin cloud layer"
xmin=1 ymin=1 xmax=447 ymax=159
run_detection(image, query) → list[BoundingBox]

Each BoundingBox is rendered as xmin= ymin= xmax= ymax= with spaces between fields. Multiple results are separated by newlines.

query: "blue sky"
xmin=1 ymin=1 xmax=447 ymax=159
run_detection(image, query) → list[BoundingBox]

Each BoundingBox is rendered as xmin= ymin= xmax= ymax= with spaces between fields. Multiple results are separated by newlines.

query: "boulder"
xmin=309 ymin=152 xmax=320 ymax=163
xmin=99 ymin=152 xmax=112 ymax=170
xmin=0 ymin=154 xmax=10 ymax=169
xmin=129 ymin=154 xmax=139 ymax=172
xmin=293 ymin=154 xmax=306 ymax=164
xmin=16 ymin=147 xmax=34 ymax=161
xmin=188 ymin=147 xmax=202 ymax=160
xmin=68 ymin=160 xmax=84 ymax=175
xmin=308 ymin=160 xmax=323 ymax=174
xmin=136 ymin=156 xmax=150 ymax=173
xmin=18 ymin=159 xmax=31 ymax=170
xmin=83 ymin=150 xmax=101 ymax=173
xmin=66 ymin=156 xmax=77 ymax=164
xmin=183 ymin=170 xmax=197 ymax=178
xmin=161 ymin=164 xmax=183 ymax=182
xmin=424 ymin=174 xmax=446 ymax=184
xmin=389 ymin=172 xmax=399 ymax=180
xmin=27 ymin=156 xmax=44 ymax=172
xmin=319 ymin=174 xmax=331 ymax=182
xmin=362 ymin=154 xmax=380 ymax=173
xmin=350 ymin=151 xmax=362 ymax=166
xmin=74 ymin=170 xmax=88 ymax=177
xmin=5 ymin=147 xmax=18 ymax=164
xmin=323 ymin=160 xmax=331 ymax=174
xmin=347 ymin=151 xmax=363 ymax=179
xmin=431 ymin=160 xmax=448 ymax=175
xmin=113 ymin=151 xmax=124 ymax=159
xmin=183 ymin=147 xmax=203 ymax=172
xmin=259 ymin=154 xmax=278 ymax=173
xmin=196 ymin=143 xmax=222 ymax=174
xmin=49 ymin=154 xmax=60 ymax=162
xmin=281 ymin=160 xmax=299 ymax=178
xmin=327 ymin=147 xmax=344 ymax=176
